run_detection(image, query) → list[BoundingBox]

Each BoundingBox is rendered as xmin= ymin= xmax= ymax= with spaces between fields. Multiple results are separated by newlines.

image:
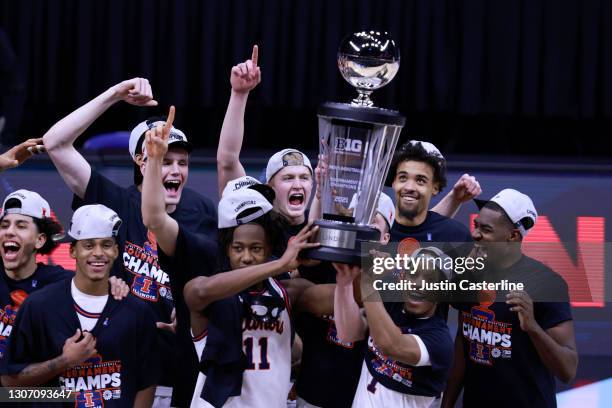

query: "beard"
xmin=397 ymin=200 xmax=422 ymax=220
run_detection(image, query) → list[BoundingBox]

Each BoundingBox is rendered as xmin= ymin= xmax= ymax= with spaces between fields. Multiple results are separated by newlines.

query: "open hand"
xmin=62 ymin=329 xmax=97 ymax=365
xmin=0 ymin=138 xmax=45 ymax=171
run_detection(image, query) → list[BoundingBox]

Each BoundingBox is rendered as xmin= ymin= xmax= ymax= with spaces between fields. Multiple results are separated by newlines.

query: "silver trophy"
xmin=304 ymin=31 xmax=405 ymax=264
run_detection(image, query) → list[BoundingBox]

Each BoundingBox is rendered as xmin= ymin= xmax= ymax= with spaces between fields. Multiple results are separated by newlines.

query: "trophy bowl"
xmin=338 ymin=31 xmax=400 ymax=107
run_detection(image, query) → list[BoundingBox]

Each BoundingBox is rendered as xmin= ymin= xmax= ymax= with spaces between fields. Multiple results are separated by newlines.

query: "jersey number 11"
xmin=244 ymin=337 xmax=270 ymax=370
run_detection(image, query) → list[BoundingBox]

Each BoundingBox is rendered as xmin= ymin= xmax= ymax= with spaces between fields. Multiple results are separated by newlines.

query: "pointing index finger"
xmin=251 ymin=45 xmax=259 ymax=67
xmin=163 ymin=106 xmax=176 ymax=139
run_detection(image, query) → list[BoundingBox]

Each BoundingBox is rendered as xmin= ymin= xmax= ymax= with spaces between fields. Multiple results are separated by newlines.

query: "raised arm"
xmin=141 ymin=106 xmax=179 ymax=257
xmin=1 ymin=329 xmax=97 ymax=387
xmin=362 ymin=290 xmax=423 ymax=365
xmin=217 ymin=45 xmax=261 ymax=195
xmin=184 ymin=224 xmax=319 ymax=312
xmin=431 ymin=173 xmax=481 ymax=218
xmin=332 ymin=263 xmax=367 ymax=342
xmin=43 ymin=78 xmax=157 ymax=198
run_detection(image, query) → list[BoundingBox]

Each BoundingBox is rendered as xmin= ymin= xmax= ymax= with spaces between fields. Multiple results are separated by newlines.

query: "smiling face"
xmin=392 ymin=160 xmax=439 ymax=225
xmin=70 ymin=238 xmax=118 ymax=282
xmin=140 ymin=146 xmax=189 ymax=207
xmin=0 ymin=214 xmax=46 ymax=271
xmin=227 ymin=223 xmax=271 ymax=270
xmin=268 ymin=165 xmax=313 ymax=225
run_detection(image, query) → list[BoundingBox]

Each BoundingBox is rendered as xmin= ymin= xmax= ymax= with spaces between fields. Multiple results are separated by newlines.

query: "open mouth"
xmin=2 ymin=241 xmax=21 ymax=261
xmin=401 ymin=194 xmax=419 ymax=203
xmin=87 ymin=260 xmax=108 ymax=272
xmin=163 ymin=180 xmax=181 ymax=194
xmin=406 ymin=290 xmax=427 ymax=302
xmin=288 ymin=192 xmax=304 ymax=207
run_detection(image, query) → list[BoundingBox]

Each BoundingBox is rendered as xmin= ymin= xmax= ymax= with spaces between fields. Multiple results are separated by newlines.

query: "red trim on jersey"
xmin=192 ymin=329 xmax=208 ymax=342
xmin=273 ymin=278 xmax=292 ymax=317
xmin=73 ymin=303 xmax=101 ymax=319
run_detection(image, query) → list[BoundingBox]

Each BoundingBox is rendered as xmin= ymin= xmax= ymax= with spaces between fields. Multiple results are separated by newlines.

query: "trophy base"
xmin=301 ymin=220 xmax=380 ymax=265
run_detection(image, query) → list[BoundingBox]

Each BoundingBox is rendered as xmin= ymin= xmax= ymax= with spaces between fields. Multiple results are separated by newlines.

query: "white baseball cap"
xmin=129 ymin=119 xmax=192 ymax=160
xmin=375 ymin=192 xmax=395 ymax=229
xmin=475 ymin=188 xmax=538 ymax=236
xmin=218 ymin=188 xmax=274 ymax=229
xmin=2 ymin=190 xmax=51 ymax=220
xmin=222 ymin=176 xmax=261 ymax=197
xmin=265 ymin=148 xmax=313 ymax=183
xmin=68 ymin=205 xmax=122 ymax=240
xmin=348 ymin=192 xmax=395 ymax=229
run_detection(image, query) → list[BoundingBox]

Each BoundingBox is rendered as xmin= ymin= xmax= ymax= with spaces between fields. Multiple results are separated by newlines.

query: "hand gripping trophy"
xmin=304 ymin=31 xmax=406 ymax=264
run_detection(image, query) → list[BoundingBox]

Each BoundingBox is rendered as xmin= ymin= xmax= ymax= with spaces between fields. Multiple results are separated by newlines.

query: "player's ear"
xmin=508 ymin=229 xmax=522 ymax=242
xmin=432 ymin=181 xmax=440 ymax=196
xmin=34 ymin=232 xmax=47 ymax=251
xmin=69 ymin=242 xmax=77 ymax=259
xmin=381 ymin=232 xmax=391 ymax=245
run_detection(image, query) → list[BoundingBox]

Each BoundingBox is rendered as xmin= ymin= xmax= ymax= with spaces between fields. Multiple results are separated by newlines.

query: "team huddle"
xmin=0 ymin=47 xmax=577 ymax=408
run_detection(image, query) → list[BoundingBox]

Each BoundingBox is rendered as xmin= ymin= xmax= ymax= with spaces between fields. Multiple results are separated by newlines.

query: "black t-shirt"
xmin=295 ymin=262 xmax=365 ymax=408
xmin=72 ymin=170 xmax=217 ymax=391
xmin=0 ymin=263 xmax=73 ymax=362
xmin=364 ymin=302 xmax=453 ymax=397
xmin=157 ymin=226 xmax=217 ymax=407
xmin=455 ymin=255 xmax=573 ymax=408
xmin=0 ymin=279 xmax=160 ymax=407
xmin=390 ymin=211 xmax=472 ymax=248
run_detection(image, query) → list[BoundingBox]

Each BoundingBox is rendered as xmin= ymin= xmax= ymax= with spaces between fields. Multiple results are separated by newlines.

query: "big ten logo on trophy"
xmin=335 ymin=137 xmax=363 ymax=154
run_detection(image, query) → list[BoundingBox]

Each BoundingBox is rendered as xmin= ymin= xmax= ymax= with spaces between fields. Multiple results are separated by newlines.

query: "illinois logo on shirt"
xmin=131 ymin=275 xmax=159 ymax=302
xmin=122 ymin=230 xmax=172 ymax=303
xmin=461 ymin=300 xmax=513 ymax=366
xmin=75 ymin=390 xmax=104 ymax=408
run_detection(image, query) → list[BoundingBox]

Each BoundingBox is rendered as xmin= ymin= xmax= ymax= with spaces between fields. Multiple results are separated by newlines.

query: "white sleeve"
xmin=410 ymin=334 xmax=431 ymax=366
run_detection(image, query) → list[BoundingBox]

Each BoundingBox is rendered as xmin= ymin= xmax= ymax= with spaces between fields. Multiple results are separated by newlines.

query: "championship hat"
xmin=68 ymin=205 xmax=122 ymax=240
xmin=474 ymin=188 xmax=538 ymax=236
xmin=265 ymin=148 xmax=313 ymax=183
xmin=2 ymin=190 xmax=51 ymax=220
xmin=129 ymin=119 xmax=192 ymax=160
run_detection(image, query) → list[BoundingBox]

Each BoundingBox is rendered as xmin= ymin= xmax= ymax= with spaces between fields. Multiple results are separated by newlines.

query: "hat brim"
xmin=473 ymin=198 xmax=489 ymax=210
xmin=168 ymin=141 xmax=193 ymax=154
xmin=249 ymin=184 xmax=276 ymax=205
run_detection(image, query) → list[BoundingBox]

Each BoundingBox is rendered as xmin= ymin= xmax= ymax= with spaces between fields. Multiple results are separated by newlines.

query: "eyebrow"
xmin=397 ymin=171 xmax=429 ymax=179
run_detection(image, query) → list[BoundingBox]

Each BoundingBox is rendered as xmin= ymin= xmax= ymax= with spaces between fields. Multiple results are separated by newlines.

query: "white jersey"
xmin=352 ymin=361 xmax=435 ymax=408
xmin=191 ymin=278 xmax=292 ymax=408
